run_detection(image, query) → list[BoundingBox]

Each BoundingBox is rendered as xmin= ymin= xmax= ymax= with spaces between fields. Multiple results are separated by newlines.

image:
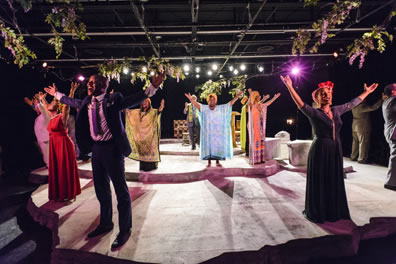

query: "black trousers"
xmin=188 ymin=123 xmax=200 ymax=147
xmin=91 ymin=141 xmax=132 ymax=232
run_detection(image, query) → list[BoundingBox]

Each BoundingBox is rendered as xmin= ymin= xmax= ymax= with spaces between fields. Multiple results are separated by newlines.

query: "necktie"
xmin=91 ymin=98 xmax=103 ymax=136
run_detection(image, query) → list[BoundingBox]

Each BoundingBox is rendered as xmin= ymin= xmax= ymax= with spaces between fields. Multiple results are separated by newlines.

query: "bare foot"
xmin=216 ymin=161 xmax=222 ymax=167
xmin=207 ymin=161 xmax=211 ymax=168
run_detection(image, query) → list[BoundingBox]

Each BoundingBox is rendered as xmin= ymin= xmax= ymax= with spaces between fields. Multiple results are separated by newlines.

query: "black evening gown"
xmin=299 ymin=97 xmax=361 ymax=223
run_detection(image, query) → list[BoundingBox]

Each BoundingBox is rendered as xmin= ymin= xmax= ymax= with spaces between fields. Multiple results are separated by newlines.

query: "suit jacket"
xmin=351 ymin=99 xmax=382 ymax=132
xmin=383 ymin=96 xmax=396 ymax=142
xmin=183 ymin=103 xmax=200 ymax=128
xmin=60 ymin=91 xmax=147 ymax=157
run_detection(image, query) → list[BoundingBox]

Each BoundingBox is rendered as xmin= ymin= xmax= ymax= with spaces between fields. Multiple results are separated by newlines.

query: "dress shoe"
xmin=87 ymin=224 xmax=114 ymax=238
xmin=357 ymin=160 xmax=369 ymax=164
xmin=111 ymin=230 xmax=131 ymax=249
xmin=191 ymin=146 xmax=196 ymax=150
xmin=384 ymin=184 xmax=396 ymax=191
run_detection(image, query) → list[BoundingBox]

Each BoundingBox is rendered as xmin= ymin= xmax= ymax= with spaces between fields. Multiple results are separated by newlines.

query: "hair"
xmin=90 ymin=74 xmax=109 ymax=90
xmin=140 ymin=98 xmax=152 ymax=111
xmin=383 ymin=83 xmax=396 ymax=97
xmin=191 ymin=95 xmax=197 ymax=100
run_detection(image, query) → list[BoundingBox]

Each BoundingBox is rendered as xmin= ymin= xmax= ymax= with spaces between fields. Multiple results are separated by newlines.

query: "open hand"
xmin=24 ymin=97 xmax=33 ymax=106
xmin=185 ymin=93 xmax=193 ymax=102
xmin=273 ymin=93 xmax=281 ymax=99
xmin=44 ymin=83 xmax=57 ymax=96
xmin=280 ymin=75 xmax=293 ymax=89
xmin=364 ymin=83 xmax=378 ymax=94
xmin=70 ymin=82 xmax=80 ymax=94
xmin=38 ymin=91 xmax=47 ymax=101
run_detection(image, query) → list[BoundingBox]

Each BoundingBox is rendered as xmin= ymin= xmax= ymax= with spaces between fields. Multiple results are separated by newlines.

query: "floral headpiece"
xmin=318 ymin=81 xmax=334 ymax=90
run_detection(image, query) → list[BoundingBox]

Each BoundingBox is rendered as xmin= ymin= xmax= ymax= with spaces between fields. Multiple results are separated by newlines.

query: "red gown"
xmin=48 ymin=115 xmax=81 ymax=201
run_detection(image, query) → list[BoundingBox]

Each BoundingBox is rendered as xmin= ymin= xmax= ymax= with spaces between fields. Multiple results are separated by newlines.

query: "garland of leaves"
xmin=195 ymin=75 xmax=247 ymax=101
xmin=98 ymin=56 xmax=186 ymax=89
xmin=0 ymin=21 xmax=37 ymax=68
xmin=45 ymin=4 xmax=88 ymax=58
xmin=347 ymin=26 xmax=393 ymax=68
xmin=293 ymin=1 xmax=360 ymax=55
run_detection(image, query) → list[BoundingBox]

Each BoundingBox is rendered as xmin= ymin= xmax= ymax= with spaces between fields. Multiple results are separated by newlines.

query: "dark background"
xmin=0 ymin=42 xmax=394 ymax=184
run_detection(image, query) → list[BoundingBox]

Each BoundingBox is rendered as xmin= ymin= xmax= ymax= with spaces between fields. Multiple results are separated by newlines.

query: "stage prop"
xmin=287 ymin=140 xmax=313 ymax=166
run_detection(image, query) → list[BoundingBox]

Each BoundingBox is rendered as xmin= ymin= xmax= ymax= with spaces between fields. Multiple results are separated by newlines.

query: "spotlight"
xmin=185 ymin=72 xmax=190 ymax=76
xmin=77 ymin=75 xmax=85 ymax=81
xmin=228 ymin=65 xmax=234 ymax=71
xmin=219 ymin=74 xmax=223 ymax=78
xmin=150 ymin=71 xmax=155 ymax=76
xmin=291 ymin=67 xmax=300 ymax=75
xmin=212 ymin=64 xmax=218 ymax=71
xmin=240 ymin=64 xmax=246 ymax=71
xmin=131 ymin=72 xmax=135 ymax=76
xmin=122 ymin=67 xmax=129 ymax=74
xmin=207 ymin=70 xmax=213 ymax=76
xmin=183 ymin=64 xmax=190 ymax=72
xmin=196 ymin=74 xmax=200 ymax=78
xmin=286 ymin=118 xmax=294 ymax=125
xmin=195 ymin=67 xmax=200 ymax=73
xmin=333 ymin=51 xmax=339 ymax=58
xmin=142 ymin=66 xmax=147 ymax=73
xmin=42 ymin=62 xmax=48 ymax=68
xmin=258 ymin=65 xmax=264 ymax=72
xmin=233 ymin=69 xmax=239 ymax=75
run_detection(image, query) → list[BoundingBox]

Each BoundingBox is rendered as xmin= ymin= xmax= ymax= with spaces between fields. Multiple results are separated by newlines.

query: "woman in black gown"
xmin=280 ymin=75 xmax=378 ymax=223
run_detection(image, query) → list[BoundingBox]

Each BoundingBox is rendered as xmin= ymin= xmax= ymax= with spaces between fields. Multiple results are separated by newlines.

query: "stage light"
xmin=77 ymin=75 xmax=85 ymax=81
xmin=183 ymin=64 xmax=190 ymax=72
xmin=195 ymin=67 xmax=200 ymax=73
xmin=219 ymin=74 xmax=223 ymax=78
xmin=286 ymin=118 xmax=294 ymax=125
xmin=207 ymin=70 xmax=213 ymax=76
xmin=228 ymin=65 xmax=234 ymax=71
xmin=258 ymin=65 xmax=264 ymax=72
xmin=233 ymin=69 xmax=239 ymax=75
xmin=333 ymin=51 xmax=339 ymax=58
xmin=185 ymin=72 xmax=189 ymax=76
xmin=131 ymin=72 xmax=135 ymax=76
xmin=240 ymin=64 xmax=246 ymax=71
xmin=196 ymin=74 xmax=200 ymax=78
xmin=212 ymin=64 xmax=218 ymax=71
xmin=42 ymin=62 xmax=48 ymax=68
xmin=150 ymin=71 xmax=155 ymax=76
xmin=291 ymin=67 xmax=300 ymax=75
xmin=142 ymin=66 xmax=147 ymax=73
xmin=122 ymin=67 xmax=129 ymax=74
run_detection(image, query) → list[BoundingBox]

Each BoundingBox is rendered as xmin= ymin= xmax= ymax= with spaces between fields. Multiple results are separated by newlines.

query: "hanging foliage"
xmin=14 ymin=0 xmax=32 ymax=12
xmin=98 ymin=58 xmax=131 ymax=83
xmin=0 ymin=21 xmax=37 ymax=68
xmin=293 ymin=1 xmax=360 ymax=55
xmin=303 ymin=0 xmax=320 ymax=7
xmin=195 ymin=75 xmax=247 ymax=101
xmin=45 ymin=4 xmax=88 ymax=58
xmin=347 ymin=26 xmax=393 ymax=68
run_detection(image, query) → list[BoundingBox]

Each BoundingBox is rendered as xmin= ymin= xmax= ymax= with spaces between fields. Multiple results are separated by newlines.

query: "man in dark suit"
xmin=44 ymin=73 xmax=165 ymax=249
xmin=183 ymin=95 xmax=200 ymax=150
xmin=382 ymin=83 xmax=396 ymax=191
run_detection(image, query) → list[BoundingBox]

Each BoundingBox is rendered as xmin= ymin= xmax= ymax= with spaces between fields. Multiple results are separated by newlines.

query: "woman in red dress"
xmin=39 ymin=82 xmax=81 ymax=203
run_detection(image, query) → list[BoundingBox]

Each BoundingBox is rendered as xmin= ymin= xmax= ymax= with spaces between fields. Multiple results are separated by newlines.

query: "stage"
xmin=27 ymin=141 xmax=396 ymax=264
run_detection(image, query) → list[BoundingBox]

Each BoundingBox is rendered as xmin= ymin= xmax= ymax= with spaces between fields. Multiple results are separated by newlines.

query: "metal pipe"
xmin=21 ymin=27 xmax=385 ymax=37
xmin=37 ymin=53 xmax=341 ymax=62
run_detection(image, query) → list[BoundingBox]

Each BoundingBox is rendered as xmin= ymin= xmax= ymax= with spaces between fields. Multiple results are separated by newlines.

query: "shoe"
xmin=350 ymin=157 xmax=357 ymax=161
xmin=357 ymin=160 xmax=369 ymax=164
xmin=384 ymin=184 xmax=396 ymax=191
xmin=111 ymin=230 xmax=131 ymax=249
xmin=87 ymin=224 xmax=114 ymax=238
xmin=191 ymin=146 xmax=196 ymax=150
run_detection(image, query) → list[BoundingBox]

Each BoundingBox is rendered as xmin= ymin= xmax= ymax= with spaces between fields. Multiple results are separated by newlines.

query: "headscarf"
xmin=206 ymin=93 xmax=217 ymax=104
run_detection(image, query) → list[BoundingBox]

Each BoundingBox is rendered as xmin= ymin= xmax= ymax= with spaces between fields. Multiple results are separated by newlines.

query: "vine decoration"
xmin=0 ymin=21 xmax=37 ymax=68
xmin=347 ymin=26 xmax=393 ymax=68
xmin=195 ymin=75 xmax=247 ymax=101
xmin=45 ymin=3 xmax=88 ymax=58
xmin=98 ymin=55 xmax=186 ymax=89
xmin=293 ymin=1 xmax=360 ymax=55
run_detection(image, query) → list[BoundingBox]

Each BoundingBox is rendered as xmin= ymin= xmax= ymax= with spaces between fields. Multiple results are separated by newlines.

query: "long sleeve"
xmin=359 ymin=99 xmax=383 ymax=113
xmin=333 ymin=97 xmax=362 ymax=116
xmin=57 ymin=91 xmax=85 ymax=109
xmin=37 ymin=103 xmax=50 ymax=123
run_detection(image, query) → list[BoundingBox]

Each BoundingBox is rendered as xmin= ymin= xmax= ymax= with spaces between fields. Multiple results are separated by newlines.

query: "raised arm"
xmin=44 ymin=83 xmax=84 ymax=109
xmin=280 ymin=75 xmax=304 ymax=109
xmin=260 ymin=94 xmax=270 ymax=104
xmin=358 ymin=83 xmax=379 ymax=101
xmin=229 ymin=90 xmax=244 ymax=106
xmin=263 ymin=93 xmax=281 ymax=106
xmin=61 ymin=82 xmax=80 ymax=126
xmin=37 ymin=92 xmax=50 ymax=117
xmin=158 ymin=99 xmax=165 ymax=113
xmin=185 ymin=93 xmax=200 ymax=111
xmin=183 ymin=102 xmax=188 ymax=115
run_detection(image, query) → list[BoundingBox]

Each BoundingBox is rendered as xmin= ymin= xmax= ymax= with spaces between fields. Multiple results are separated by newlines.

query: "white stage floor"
xmin=27 ymin=145 xmax=396 ymax=264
